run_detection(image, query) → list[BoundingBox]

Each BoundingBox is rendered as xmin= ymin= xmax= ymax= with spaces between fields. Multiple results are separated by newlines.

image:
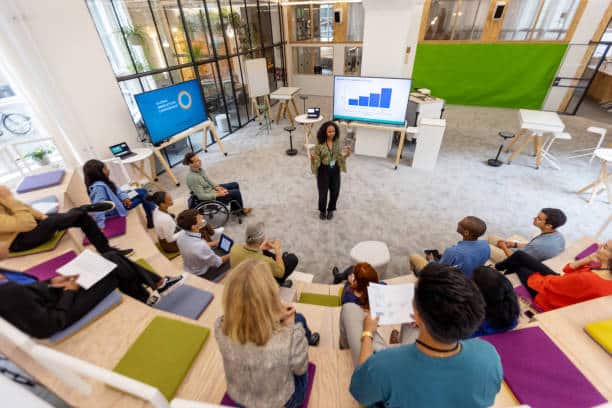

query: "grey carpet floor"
xmin=159 ymin=101 xmax=611 ymax=283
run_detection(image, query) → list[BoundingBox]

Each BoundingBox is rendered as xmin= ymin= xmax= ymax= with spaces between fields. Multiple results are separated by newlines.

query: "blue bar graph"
xmin=380 ymin=88 xmax=392 ymax=108
xmin=358 ymin=96 xmax=369 ymax=106
xmin=348 ymin=98 xmax=358 ymax=106
xmin=369 ymin=93 xmax=380 ymax=107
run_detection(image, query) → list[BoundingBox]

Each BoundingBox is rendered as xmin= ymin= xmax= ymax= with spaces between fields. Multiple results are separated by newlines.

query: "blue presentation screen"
xmin=333 ymin=76 xmax=412 ymax=126
xmin=135 ymin=79 xmax=206 ymax=145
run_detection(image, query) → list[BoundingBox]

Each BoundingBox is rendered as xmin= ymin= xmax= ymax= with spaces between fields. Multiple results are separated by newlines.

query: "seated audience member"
xmin=83 ymin=159 xmax=156 ymax=229
xmin=339 ymin=263 xmax=416 ymax=364
xmin=489 ymin=208 xmax=566 ymax=263
xmin=215 ymin=259 xmax=319 ymax=408
xmin=0 ymin=245 xmax=184 ymax=338
xmin=0 ymin=185 xmax=131 ymax=256
xmin=350 ymin=263 xmax=502 ymax=408
xmin=409 ymin=216 xmax=489 ymax=278
xmin=471 ymin=266 xmax=519 ymax=337
xmin=183 ymin=152 xmax=251 ymax=216
xmin=148 ymin=191 xmax=181 ymax=253
xmin=230 ymin=221 xmax=298 ymax=287
xmin=176 ymin=209 xmax=230 ymax=281
xmin=495 ymin=240 xmax=612 ymax=312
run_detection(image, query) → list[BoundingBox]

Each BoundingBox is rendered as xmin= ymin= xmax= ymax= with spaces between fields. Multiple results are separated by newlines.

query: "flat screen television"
xmin=134 ymin=79 xmax=207 ymax=145
xmin=333 ymin=76 xmax=412 ymax=126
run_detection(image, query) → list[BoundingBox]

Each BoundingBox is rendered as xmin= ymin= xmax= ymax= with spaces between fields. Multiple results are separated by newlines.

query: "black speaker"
xmin=334 ymin=10 xmax=341 ymax=23
xmin=493 ymin=3 xmax=506 ymax=19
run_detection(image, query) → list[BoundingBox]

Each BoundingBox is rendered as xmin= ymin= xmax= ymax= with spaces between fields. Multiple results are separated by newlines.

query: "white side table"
xmin=120 ymin=147 xmax=157 ymax=186
xmin=295 ymin=114 xmax=324 ymax=147
xmin=350 ymin=241 xmax=391 ymax=276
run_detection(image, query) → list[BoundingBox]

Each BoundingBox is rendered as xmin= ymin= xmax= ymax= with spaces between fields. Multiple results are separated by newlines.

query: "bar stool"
xmin=284 ymin=125 xmax=297 ymax=156
xmin=569 ymin=126 xmax=607 ymax=164
xmin=576 ymin=148 xmax=611 ymax=204
xmin=299 ymin=94 xmax=308 ymax=114
xmin=488 ymin=131 xmax=515 ymax=167
xmin=540 ymin=131 xmax=572 ymax=170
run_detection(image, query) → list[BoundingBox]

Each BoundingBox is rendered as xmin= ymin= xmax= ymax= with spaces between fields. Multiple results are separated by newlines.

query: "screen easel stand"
xmin=152 ymin=120 xmax=227 ymax=186
xmin=250 ymin=95 xmax=272 ymax=124
xmin=336 ymin=121 xmax=408 ymax=170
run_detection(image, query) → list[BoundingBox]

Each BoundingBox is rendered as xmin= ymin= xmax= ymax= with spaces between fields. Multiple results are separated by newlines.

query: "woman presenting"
xmin=310 ymin=121 xmax=351 ymax=220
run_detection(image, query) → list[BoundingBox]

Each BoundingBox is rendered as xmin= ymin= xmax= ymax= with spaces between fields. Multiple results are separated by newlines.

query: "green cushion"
xmin=338 ymin=286 xmax=344 ymax=298
xmin=8 ymin=230 xmax=66 ymax=258
xmin=155 ymin=242 xmax=180 ymax=260
xmin=135 ymin=258 xmax=156 ymax=273
xmin=113 ymin=316 xmax=209 ymax=400
xmin=299 ymin=292 xmax=341 ymax=307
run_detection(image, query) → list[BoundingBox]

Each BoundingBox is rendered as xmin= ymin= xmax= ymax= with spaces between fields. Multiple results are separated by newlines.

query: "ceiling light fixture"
xmin=279 ymin=0 xmax=362 ymax=6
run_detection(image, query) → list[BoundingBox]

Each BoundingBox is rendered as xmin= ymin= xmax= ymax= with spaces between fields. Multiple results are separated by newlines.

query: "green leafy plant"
xmin=25 ymin=147 xmax=54 ymax=162
xmin=122 ymin=25 xmax=147 ymax=45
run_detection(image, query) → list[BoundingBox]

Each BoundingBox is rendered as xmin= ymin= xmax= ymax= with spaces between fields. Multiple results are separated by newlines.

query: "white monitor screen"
xmin=219 ymin=234 xmax=233 ymax=253
xmin=333 ymin=76 xmax=412 ymax=126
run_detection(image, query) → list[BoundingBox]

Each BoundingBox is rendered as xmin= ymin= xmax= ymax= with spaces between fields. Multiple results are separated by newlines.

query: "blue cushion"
xmin=28 ymin=195 xmax=59 ymax=214
xmin=49 ymin=291 xmax=122 ymax=342
xmin=16 ymin=170 xmax=65 ymax=193
xmin=154 ymin=285 xmax=214 ymax=320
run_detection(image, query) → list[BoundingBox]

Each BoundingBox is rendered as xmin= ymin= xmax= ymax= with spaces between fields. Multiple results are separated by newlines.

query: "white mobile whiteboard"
xmin=244 ymin=58 xmax=270 ymax=98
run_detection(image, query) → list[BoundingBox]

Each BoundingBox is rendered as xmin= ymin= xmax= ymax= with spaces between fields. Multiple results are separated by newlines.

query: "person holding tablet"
xmin=310 ymin=121 xmax=351 ymax=220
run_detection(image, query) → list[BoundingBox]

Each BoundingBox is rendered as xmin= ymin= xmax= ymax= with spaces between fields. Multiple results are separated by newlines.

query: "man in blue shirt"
xmin=350 ymin=263 xmax=502 ymax=408
xmin=409 ymin=216 xmax=490 ymax=278
xmin=489 ymin=208 xmax=566 ymax=263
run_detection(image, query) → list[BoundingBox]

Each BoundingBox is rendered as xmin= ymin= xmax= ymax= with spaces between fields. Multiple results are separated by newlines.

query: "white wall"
xmin=542 ymin=0 xmax=610 ymax=111
xmin=5 ymin=1 xmax=139 ymax=163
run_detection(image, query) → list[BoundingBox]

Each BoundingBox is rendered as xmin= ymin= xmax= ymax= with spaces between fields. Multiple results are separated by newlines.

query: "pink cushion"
xmin=514 ymin=285 xmax=544 ymax=313
xmin=483 ymin=327 xmax=605 ymax=408
xmin=23 ymin=251 xmax=77 ymax=281
xmin=221 ymin=363 xmax=316 ymax=407
xmin=83 ymin=216 xmax=126 ymax=245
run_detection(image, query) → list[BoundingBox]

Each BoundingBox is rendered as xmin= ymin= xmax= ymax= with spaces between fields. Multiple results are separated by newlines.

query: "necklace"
xmin=416 ymin=339 xmax=460 ymax=353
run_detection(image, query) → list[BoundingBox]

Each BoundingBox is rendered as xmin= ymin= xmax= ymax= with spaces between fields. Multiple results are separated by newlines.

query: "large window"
xmin=292 ymin=46 xmax=333 ymax=75
xmin=86 ymin=0 xmax=286 ymax=167
xmin=422 ymin=0 xmax=585 ymax=42
xmin=289 ymin=2 xmax=364 ymax=43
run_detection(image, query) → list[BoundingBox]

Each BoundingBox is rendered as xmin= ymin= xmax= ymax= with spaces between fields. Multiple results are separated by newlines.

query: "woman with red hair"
xmin=341 ymin=262 xmax=382 ymax=306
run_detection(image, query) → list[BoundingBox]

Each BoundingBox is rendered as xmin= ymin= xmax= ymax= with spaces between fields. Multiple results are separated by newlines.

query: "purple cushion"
xmin=221 ymin=363 xmax=316 ymax=407
xmin=16 ymin=170 xmax=65 ymax=193
xmin=514 ymin=285 xmax=544 ymax=313
xmin=83 ymin=216 xmax=126 ymax=245
xmin=23 ymin=251 xmax=77 ymax=281
xmin=483 ymin=327 xmax=606 ymax=408
xmin=574 ymin=243 xmax=603 ymax=268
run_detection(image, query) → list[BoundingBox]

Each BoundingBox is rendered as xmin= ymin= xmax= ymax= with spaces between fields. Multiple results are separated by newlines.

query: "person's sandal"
xmin=389 ymin=329 xmax=400 ymax=344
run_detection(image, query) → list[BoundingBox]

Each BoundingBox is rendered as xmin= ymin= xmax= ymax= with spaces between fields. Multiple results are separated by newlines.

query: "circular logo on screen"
xmin=177 ymin=90 xmax=192 ymax=110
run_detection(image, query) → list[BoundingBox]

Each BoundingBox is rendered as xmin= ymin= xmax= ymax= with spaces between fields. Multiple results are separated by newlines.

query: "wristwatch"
xmin=361 ymin=331 xmax=374 ymax=341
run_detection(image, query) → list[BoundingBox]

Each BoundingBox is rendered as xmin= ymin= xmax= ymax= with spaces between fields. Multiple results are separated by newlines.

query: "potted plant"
xmin=122 ymin=25 xmax=146 ymax=46
xmin=25 ymin=147 xmax=54 ymax=166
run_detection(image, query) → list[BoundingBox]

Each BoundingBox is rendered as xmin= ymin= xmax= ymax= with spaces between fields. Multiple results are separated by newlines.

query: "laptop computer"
xmin=218 ymin=234 xmax=234 ymax=254
xmin=109 ymin=142 xmax=137 ymax=160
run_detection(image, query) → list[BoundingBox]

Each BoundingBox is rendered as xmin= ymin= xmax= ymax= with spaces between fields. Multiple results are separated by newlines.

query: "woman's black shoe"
xmin=326 ymin=211 xmax=334 ymax=220
xmin=332 ymin=266 xmax=343 ymax=284
xmin=319 ymin=212 xmax=326 ymax=220
xmin=308 ymin=332 xmax=321 ymax=346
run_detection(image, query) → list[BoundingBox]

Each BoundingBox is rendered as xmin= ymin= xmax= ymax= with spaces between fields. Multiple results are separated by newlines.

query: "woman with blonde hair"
xmin=214 ymin=259 xmax=319 ymax=408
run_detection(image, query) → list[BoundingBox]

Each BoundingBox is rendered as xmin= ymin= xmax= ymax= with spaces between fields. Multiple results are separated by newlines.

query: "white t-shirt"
xmin=153 ymin=208 xmax=182 ymax=243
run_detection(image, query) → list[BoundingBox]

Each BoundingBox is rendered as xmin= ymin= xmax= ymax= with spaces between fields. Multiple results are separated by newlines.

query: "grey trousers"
xmin=339 ymin=303 xmax=419 ymax=365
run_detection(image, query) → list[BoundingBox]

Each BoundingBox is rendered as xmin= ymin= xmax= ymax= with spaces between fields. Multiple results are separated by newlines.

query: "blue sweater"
xmin=440 ymin=240 xmax=491 ymax=278
xmin=350 ymin=339 xmax=502 ymax=408
xmin=88 ymin=181 xmax=129 ymax=228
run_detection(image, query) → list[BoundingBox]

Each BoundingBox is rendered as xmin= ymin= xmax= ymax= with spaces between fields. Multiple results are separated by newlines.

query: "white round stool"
xmin=350 ymin=241 xmax=390 ymax=275
xmin=577 ymin=148 xmax=612 ymax=204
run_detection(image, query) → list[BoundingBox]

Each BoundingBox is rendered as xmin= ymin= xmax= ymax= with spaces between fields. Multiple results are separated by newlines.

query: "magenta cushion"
xmin=16 ymin=170 xmax=65 ymax=193
xmin=23 ymin=251 xmax=77 ymax=281
xmin=483 ymin=327 xmax=605 ymax=408
xmin=221 ymin=363 xmax=316 ymax=407
xmin=83 ymin=216 xmax=126 ymax=245
xmin=514 ymin=285 xmax=544 ymax=313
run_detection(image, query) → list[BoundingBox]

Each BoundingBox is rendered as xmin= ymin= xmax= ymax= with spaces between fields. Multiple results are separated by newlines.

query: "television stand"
xmin=152 ymin=120 xmax=226 ymax=186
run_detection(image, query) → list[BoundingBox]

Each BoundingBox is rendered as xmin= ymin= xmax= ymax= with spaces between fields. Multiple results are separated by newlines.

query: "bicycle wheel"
xmin=194 ymin=200 xmax=229 ymax=229
xmin=3 ymin=113 xmax=31 ymax=135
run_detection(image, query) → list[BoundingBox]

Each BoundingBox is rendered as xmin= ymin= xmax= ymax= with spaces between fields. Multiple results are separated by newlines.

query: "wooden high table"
xmin=270 ymin=87 xmax=301 ymax=126
xmin=506 ymin=109 xmax=565 ymax=169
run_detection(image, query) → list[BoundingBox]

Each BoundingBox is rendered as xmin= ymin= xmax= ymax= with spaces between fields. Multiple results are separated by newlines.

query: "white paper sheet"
xmin=367 ymin=283 xmax=415 ymax=325
xmin=289 ymin=271 xmax=314 ymax=283
xmin=56 ymin=250 xmax=117 ymax=290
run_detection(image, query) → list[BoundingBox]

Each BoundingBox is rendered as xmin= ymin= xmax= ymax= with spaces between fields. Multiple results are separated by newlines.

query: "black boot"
xmin=146 ymin=214 xmax=154 ymax=229
xmin=319 ymin=211 xmax=326 ymax=220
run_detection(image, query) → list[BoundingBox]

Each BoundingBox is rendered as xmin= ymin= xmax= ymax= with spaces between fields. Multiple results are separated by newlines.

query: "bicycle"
xmin=0 ymin=112 xmax=32 ymax=136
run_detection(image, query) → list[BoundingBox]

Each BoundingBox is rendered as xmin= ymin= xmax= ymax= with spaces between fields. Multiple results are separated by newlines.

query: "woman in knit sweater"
xmin=214 ymin=259 xmax=318 ymax=408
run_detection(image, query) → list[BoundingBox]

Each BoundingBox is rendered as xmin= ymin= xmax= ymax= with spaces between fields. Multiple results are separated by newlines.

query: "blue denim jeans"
xmin=128 ymin=188 xmax=155 ymax=221
xmin=285 ymin=370 xmax=309 ymax=408
xmin=294 ymin=312 xmax=313 ymax=342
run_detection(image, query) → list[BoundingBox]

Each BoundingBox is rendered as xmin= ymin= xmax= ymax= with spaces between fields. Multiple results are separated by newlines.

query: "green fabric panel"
xmin=412 ymin=43 xmax=567 ymax=109
xmin=113 ymin=316 xmax=209 ymax=400
xmin=155 ymin=242 xmax=180 ymax=260
xmin=299 ymin=292 xmax=341 ymax=307
xmin=8 ymin=230 xmax=66 ymax=258
xmin=135 ymin=259 xmax=156 ymax=273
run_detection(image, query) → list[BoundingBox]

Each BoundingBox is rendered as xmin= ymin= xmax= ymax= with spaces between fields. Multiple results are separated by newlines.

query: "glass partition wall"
xmin=86 ymin=0 xmax=286 ymax=167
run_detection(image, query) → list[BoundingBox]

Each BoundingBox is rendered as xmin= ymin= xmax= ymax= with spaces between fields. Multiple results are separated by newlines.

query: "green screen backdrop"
xmin=412 ymin=43 xmax=567 ymax=109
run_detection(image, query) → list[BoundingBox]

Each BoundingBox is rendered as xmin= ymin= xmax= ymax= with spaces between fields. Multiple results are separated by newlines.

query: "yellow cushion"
xmin=585 ymin=319 xmax=612 ymax=354
xmin=8 ymin=230 xmax=66 ymax=258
